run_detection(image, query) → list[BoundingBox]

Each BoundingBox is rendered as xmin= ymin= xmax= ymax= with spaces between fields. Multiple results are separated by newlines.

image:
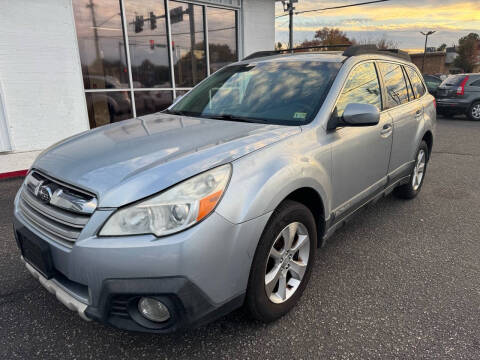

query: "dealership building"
xmin=0 ymin=0 xmax=275 ymax=175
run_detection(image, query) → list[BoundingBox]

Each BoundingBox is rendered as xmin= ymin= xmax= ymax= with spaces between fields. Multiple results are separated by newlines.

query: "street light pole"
xmin=420 ymin=31 xmax=436 ymax=74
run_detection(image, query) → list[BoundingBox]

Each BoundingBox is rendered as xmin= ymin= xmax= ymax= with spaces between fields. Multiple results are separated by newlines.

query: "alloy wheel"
xmin=471 ymin=104 xmax=480 ymax=120
xmin=412 ymin=149 xmax=426 ymax=191
xmin=264 ymin=222 xmax=310 ymax=304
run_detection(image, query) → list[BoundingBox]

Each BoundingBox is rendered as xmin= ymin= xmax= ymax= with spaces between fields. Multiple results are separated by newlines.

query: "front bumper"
xmin=13 ymin=190 xmax=271 ymax=332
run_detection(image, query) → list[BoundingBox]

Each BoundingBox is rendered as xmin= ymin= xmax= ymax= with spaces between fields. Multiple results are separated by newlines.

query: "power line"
xmin=276 ymin=0 xmax=391 ymax=19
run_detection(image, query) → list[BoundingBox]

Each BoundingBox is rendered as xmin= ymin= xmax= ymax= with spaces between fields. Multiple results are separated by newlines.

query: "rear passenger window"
xmin=378 ymin=62 xmax=409 ymax=108
xmin=405 ymin=67 xmax=426 ymax=99
xmin=336 ymin=62 xmax=382 ymax=117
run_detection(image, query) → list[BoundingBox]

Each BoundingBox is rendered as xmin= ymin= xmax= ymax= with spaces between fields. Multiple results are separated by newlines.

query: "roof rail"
xmin=242 ymin=44 xmax=351 ymax=61
xmin=343 ymin=45 xmax=411 ymax=61
xmin=242 ymin=44 xmax=412 ymax=62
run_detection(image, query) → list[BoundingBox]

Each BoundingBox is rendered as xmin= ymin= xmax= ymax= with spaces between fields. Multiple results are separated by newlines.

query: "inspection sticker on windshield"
xmin=293 ymin=112 xmax=307 ymax=120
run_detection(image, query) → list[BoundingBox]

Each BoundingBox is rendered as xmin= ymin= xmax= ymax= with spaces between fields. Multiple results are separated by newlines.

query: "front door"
xmin=330 ymin=61 xmax=392 ymax=219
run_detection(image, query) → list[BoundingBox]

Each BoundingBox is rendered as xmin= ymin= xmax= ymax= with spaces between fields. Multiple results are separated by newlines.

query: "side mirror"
xmin=327 ymin=103 xmax=380 ymax=130
xmin=342 ymin=103 xmax=380 ymax=126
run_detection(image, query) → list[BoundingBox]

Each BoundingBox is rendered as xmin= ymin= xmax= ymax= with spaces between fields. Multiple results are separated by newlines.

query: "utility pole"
xmin=86 ymin=0 xmax=100 ymax=62
xmin=420 ymin=31 xmax=436 ymax=73
xmin=282 ymin=0 xmax=297 ymax=52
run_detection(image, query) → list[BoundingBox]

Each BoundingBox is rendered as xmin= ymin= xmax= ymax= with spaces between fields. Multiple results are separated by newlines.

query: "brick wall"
xmin=410 ymin=52 xmax=447 ymax=75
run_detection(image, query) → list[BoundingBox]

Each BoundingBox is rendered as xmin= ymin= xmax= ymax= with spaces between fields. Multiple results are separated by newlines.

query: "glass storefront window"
xmin=207 ymin=7 xmax=237 ymax=74
xmin=73 ymin=0 xmax=129 ymax=90
xmin=124 ymin=0 xmax=171 ymax=88
xmin=170 ymin=2 xmax=207 ymax=88
xmin=134 ymin=90 xmax=173 ymax=116
xmin=85 ymin=91 xmax=133 ymax=128
xmin=73 ymin=1 xmax=238 ymax=127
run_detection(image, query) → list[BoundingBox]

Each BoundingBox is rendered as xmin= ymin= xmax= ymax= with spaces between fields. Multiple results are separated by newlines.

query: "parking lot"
xmin=1 ymin=117 xmax=479 ymax=359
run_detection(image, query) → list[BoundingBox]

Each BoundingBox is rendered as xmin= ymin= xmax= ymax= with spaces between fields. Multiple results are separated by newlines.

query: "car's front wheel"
xmin=246 ymin=200 xmax=316 ymax=322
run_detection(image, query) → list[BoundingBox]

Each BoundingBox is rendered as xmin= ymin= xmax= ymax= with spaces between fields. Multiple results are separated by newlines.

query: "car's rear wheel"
xmin=394 ymin=140 xmax=429 ymax=199
xmin=467 ymin=102 xmax=480 ymax=121
xmin=246 ymin=200 xmax=316 ymax=322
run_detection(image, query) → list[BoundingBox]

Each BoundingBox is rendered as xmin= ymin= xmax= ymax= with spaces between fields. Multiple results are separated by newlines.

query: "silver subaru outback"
xmin=13 ymin=46 xmax=436 ymax=333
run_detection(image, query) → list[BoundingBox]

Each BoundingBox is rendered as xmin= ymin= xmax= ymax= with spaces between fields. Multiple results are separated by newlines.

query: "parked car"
xmin=423 ymin=74 xmax=442 ymax=97
xmin=13 ymin=45 xmax=435 ymax=333
xmin=436 ymin=73 xmax=480 ymax=120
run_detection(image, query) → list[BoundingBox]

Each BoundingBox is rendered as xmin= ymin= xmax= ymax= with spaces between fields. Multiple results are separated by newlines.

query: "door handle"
xmin=380 ymin=124 xmax=392 ymax=136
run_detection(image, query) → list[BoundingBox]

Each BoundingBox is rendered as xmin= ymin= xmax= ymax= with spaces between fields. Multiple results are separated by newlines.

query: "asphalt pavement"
xmin=1 ymin=116 xmax=479 ymax=359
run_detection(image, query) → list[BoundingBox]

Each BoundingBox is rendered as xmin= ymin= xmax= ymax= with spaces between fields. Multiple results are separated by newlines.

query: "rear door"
xmin=378 ymin=62 xmax=423 ymax=181
xmin=330 ymin=61 xmax=392 ymax=218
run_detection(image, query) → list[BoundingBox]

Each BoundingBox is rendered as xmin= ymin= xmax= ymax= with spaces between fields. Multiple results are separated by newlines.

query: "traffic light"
xmin=170 ymin=7 xmax=183 ymax=24
xmin=135 ymin=15 xmax=144 ymax=33
xmin=150 ymin=12 xmax=157 ymax=30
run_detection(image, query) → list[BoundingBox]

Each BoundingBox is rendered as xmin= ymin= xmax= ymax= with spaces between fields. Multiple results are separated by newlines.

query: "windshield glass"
xmin=168 ymin=61 xmax=341 ymax=125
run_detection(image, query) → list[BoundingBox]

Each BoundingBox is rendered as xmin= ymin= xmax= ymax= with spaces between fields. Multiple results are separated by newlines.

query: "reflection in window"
xmin=85 ymin=91 xmax=132 ymax=128
xmin=405 ymin=67 xmax=426 ymax=99
xmin=207 ymin=7 xmax=237 ymax=74
xmin=170 ymin=2 xmax=207 ymax=88
xmin=336 ymin=62 xmax=381 ymax=117
xmin=134 ymin=90 xmax=173 ymax=116
xmin=73 ymin=0 xmax=129 ymax=90
xmin=379 ymin=62 xmax=409 ymax=108
xmin=124 ymin=0 xmax=171 ymax=88
xmin=172 ymin=62 xmax=341 ymax=125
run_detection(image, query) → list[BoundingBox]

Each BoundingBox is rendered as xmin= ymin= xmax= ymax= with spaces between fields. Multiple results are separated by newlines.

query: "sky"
xmin=275 ymin=0 xmax=480 ymax=53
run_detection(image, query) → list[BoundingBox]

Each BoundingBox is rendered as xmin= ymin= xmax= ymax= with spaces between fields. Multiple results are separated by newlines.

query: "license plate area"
xmin=16 ymin=227 xmax=55 ymax=279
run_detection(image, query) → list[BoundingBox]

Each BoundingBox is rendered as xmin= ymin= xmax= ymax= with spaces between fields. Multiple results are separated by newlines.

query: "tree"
xmin=437 ymin=43 xmax=447 ymax=52
xmin=355 ymin=36 xmax=398 ymax=50
xmin=275 ymin=42 xmax=285 ymax=51
xmin=297 ymin=27 xmax=353 ymax=50
xmin=454 ymin=33 xmax=479 ymax=72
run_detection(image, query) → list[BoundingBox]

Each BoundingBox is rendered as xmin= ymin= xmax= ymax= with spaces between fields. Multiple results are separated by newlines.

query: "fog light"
xmin=138 ymin=297 xmax=170 ymax=323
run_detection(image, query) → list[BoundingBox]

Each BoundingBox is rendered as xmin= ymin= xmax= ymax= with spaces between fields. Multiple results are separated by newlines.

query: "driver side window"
xmin=336 ymin=62 xmax=382 ymax=117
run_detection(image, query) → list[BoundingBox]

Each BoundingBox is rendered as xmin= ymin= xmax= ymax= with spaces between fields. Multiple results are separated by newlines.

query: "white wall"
xmin=0 ymin=0 xmax=89 ymax=154
xmin=241 ymin=0 xmax=275 ymax=58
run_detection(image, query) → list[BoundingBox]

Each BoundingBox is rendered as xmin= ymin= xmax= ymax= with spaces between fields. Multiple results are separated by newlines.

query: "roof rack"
xmin=242 ymin=44 xmax=351 ymax=61
xmin=243 ymin=44 xmax=412 ymax=62
xmin=343 ymin=45 xmax=412 ymax=61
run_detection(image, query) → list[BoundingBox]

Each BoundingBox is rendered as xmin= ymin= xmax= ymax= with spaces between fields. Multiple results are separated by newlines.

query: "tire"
xmin=393 ymin=140 xmax=429 ymax=199
xmin=467 ymin=101 xmax=480 ymax=121
xmin=246 ymin=200 xmax=317 ymax=323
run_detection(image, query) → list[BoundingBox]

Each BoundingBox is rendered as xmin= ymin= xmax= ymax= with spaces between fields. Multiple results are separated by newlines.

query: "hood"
xmin=33 ymin=113 xmax=300 ymax=207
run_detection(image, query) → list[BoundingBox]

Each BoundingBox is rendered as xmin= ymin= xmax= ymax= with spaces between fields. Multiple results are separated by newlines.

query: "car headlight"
xmin=99 ymin=164 xmax=231 ymax=237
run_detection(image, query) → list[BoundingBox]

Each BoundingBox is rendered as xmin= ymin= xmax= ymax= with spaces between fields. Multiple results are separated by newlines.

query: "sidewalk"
xmin=0 ymin=150 xmax=40 ymax=178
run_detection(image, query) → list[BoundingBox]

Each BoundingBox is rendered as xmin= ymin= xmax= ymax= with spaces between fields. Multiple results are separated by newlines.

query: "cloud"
xmin=275 ymin=0 xmax=480 ymax=49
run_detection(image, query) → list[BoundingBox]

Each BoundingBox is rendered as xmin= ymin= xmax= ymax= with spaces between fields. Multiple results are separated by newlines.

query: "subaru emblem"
xmin=38 ymin=185 xmax=52 ymax=204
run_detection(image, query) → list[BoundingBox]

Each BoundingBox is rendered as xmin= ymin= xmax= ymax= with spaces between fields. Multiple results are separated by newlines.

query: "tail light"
xmin=433 ymin=98 xmax=436 ymax=109
xmin=456 ymin=76 xmax=469 ymax=95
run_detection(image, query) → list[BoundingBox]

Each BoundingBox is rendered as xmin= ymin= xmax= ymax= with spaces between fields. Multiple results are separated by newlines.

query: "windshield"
xmin=168 ymin=61 xmax=341 ymax=125
xmin=440 ymin=75 xmax=466 ymax=87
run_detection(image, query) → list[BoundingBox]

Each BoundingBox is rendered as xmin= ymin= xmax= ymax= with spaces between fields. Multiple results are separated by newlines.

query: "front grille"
xmin=18 ymin=171 xmax=97 ymax=247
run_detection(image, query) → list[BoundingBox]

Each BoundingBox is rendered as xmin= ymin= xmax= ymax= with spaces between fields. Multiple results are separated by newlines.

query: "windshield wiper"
xmin=163 ymin=109 xmax=197 ymax=117
xmin=204 ymin=114 xmax=266 ymax=123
